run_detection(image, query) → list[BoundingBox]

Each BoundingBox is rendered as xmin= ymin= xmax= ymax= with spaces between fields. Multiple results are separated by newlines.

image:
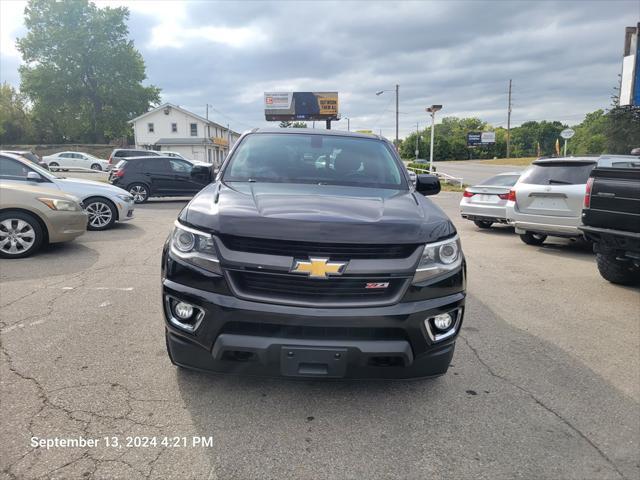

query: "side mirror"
xmin=415 ymin=174 xmax=441 ymax=196
xmin=27 ymin=171 xmax=43 ymax=182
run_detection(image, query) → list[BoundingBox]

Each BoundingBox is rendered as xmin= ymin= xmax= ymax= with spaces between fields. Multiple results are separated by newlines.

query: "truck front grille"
xmin=226 ymin=270 xmax=409 ymax=307
xmin=217 ymin=234 xmax=419 ymax=260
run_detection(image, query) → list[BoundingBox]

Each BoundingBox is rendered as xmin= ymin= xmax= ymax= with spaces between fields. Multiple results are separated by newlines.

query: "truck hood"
xmin=183 ymin=182 xmax=455 ymax=244
xmin=52 ymin=177 xmax=130 ymax=198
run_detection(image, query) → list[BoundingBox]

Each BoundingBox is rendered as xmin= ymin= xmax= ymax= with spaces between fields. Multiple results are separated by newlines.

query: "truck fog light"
xmin=174 ymin=302 xmax=194 ymax=320
xmin=433 ymin=313 xmax=453 ymax=331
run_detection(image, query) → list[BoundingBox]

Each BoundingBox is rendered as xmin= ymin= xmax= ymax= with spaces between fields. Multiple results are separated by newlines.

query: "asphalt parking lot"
xmin=1 ymin=193 xmax=638 ymax=479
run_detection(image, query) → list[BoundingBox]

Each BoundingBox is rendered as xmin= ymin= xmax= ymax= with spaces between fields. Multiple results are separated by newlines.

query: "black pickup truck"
xmin=580 ymin=166 xmax=640 ymax=285
xmin=161 ymin=129 xmax=466 ymax=379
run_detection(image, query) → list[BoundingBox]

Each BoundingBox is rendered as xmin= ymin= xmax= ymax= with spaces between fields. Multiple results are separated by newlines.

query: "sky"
xmin=1 ymin=0 xmax=638 ymax=137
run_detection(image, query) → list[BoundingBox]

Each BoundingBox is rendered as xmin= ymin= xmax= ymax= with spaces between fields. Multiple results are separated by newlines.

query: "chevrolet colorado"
xmin=580 ymin=166 xmax=640 ymax=285
xmin=162 ymin=129 xmax=466 ymax=378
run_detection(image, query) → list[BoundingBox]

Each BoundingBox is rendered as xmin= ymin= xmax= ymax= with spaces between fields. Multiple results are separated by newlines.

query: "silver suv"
xmin=506 ymin=157 xmax=597 ymax=245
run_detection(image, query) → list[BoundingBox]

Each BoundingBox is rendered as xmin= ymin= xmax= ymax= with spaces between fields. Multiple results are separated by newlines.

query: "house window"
xmin=190 ymin=123 xmax=198 ymax=136
xmin=148 ymin=123 xmax=154 ymax=133
xmin=171 ymin=123 xmax=177 ymax=133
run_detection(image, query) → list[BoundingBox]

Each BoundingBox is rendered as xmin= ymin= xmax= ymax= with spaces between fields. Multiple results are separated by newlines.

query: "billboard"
xmin=467 ymin=131 xmax=495 ymax=146
xmin=264 ymin=92 xmax=339 ymax=121
xmin=620 ymin=24 xmax=639 ymax=107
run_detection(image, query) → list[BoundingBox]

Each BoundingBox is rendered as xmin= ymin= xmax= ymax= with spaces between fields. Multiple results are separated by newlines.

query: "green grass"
xmin=470 ymin=157 xmax=537 ymax=166
xmin=439 ymin=182 xmax=467 ymax=192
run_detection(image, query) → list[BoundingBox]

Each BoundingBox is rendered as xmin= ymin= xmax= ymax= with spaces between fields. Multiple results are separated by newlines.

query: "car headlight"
xmin=413 ymin=235 xmax=462 ymax=283
xmin=170 ymin=221 xmax=221 ymax=274
xmin=37 ymin=197 xmax=81 ymax=211
xmin=116 ymin=194 xmax=134 ymax=202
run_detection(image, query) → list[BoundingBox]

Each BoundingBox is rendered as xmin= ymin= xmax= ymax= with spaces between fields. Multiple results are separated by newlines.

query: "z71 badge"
xmin=365 ymin=282 xmax=390 ymax=289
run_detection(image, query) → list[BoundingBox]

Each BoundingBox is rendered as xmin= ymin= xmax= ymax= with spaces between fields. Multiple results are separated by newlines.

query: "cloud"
xmin=1 ymin=0 xmax=638 ymax=136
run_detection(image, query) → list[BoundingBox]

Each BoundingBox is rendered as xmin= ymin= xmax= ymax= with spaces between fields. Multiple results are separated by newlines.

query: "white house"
xmin=129 ymin=103 xmax=242 ymax=165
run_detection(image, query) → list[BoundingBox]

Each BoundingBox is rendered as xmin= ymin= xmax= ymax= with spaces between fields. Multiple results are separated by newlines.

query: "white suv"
xmin=506 ymin=157 xmax=597 ymax=245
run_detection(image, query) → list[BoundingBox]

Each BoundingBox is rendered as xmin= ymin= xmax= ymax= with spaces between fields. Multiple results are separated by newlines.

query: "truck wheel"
xmin=519 ymin=232 xmax=546 ymax=246
xmin=596 ymin=253 xmax=640 ymax=285
xmin=0 ymin=211 xmax=44 ymax=259
xmin=474 ymin=220 xmax=493 ymax=229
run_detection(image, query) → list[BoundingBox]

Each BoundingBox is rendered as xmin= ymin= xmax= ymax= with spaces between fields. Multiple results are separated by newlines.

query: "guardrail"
xmin=48 ymin=166 xmax=110 ymax=173
xmin=407 ymin=166 xmax=464 ymax=187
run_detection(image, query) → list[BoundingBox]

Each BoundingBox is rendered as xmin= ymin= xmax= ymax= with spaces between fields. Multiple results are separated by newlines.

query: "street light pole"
xmin=395 ymin=84 xmax=399 ymax=147
xmin=376 ymin=86 xmax=400 ymax=147
xmin=425 ymin=105 xmax=442 ymax=173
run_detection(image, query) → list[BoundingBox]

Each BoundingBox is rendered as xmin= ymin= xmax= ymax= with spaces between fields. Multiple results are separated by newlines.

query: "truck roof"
xmin=249 ymin=127 xmax=383 ymax=140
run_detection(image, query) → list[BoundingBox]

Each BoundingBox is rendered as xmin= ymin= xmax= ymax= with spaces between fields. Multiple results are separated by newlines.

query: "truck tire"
xmin=596 ymin=253 xmax=640 ymax=285
xmin=519 ymin=232 xmax=546 ymax=246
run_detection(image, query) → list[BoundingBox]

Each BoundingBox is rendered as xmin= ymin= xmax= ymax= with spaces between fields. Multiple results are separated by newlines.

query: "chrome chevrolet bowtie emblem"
xmin=290 ymin=258 xmax=347 ymax=279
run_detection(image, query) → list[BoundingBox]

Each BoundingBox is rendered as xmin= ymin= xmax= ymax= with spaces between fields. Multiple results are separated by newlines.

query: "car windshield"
xmin=20 ymin=152 xmax=40 ymax=163
xmin=224 ymin=133 xmax=406 ymax=189
xmin=479 ymin=174 xmax=520 ymax=186
xmin=24 ymin=157 xmax=61 ymax=180
xmin=519 ymin=162 xmax=596 ymax=185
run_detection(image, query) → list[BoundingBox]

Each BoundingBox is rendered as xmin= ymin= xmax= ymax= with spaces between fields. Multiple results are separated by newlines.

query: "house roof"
xmin=129 ymin=102 xmax=240 ymax=136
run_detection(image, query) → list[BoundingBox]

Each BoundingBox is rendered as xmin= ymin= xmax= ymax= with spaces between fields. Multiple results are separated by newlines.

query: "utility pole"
xmin=506 ymin=79 xmax=512 ymax=159
xmin=395 ymin=84 xmax=399 ymax=148
xmin=415 ymin=122 xmax=419 ymax=159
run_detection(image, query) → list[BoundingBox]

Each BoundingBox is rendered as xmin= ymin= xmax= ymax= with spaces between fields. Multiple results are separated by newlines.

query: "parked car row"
xmin=0 ymin=147 xmax=217 ymax=258
xmin=458 ymin=154 xmax=640 ymax=285
xmin=4 ymin=147 xmax=199 ymax=174
xmin=0 ymin=151 xmax=136 ymax=258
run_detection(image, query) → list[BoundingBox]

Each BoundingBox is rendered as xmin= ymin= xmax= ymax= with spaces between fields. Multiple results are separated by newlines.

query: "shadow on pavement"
xmin=0 ymin=242 xmax=99 ymax=280
xmin=172 ymin=294 xmax=638 ymax=479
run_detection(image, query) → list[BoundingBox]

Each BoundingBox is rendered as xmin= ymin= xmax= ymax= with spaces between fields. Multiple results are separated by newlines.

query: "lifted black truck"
xmin=161 ymin=129 xmax=466 ymax=379
xmin=580 ymin=166 xmax=640 ymax=285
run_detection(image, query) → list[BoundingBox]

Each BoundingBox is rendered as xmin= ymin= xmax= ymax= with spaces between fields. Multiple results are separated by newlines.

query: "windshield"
xmin=480 ymin=174 xmax=520 ymax=186
xmin=519 ymin=162 xmax=596 ymax=185
xmin=224 ymin=133 xmax=406 ymax=189
xmin=23 ymin=157 xmax=60 ymax=180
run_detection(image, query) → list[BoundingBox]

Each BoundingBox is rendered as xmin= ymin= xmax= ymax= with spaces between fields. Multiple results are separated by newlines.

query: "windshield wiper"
xmin=548 ymin=179 xmax=571 ymax=185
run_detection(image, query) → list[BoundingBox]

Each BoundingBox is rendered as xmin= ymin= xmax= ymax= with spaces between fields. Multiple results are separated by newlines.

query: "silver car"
xmin=506 ymin=157 xmax=597 ymax=245
xmin=459 ymin=172 xmax=521 ymax=228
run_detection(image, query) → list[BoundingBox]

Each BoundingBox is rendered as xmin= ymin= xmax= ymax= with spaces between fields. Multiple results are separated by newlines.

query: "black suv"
xmin=108 ymin=148 xmax=160 ymax=169
xmin=162 ymin=129 xmax=466 ymax=379
xmin=109 ymin=157 xmax=212 ymax=203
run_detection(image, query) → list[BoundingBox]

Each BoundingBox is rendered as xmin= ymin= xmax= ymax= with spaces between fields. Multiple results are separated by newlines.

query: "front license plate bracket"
xmin=280 ymin=346 xmax=348 ymax=378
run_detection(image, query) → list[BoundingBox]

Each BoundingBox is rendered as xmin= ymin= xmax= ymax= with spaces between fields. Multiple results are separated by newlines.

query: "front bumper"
xmin=115 ymin=199 xmax=135 ymax=222
xmin=162 ymin=264 xmax=465 ymax=379
xmin=48 ymin=211 xmax=88 ymax=243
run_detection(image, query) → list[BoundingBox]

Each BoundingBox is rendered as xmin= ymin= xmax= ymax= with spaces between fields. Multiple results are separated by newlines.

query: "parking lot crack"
xmin=458 ymin=334 xmax=628 ymax=480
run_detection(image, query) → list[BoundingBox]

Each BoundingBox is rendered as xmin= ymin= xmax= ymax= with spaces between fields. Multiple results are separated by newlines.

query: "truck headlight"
xmin=170 ymin=221 xmax=221 ymax=274
xmin=413 ymin=235 xmax=462 ymax=283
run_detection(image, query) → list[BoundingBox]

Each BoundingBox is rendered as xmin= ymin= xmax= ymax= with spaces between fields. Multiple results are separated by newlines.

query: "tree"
xmin=16 ymin=0 xmax=160 ymax=143
xmin=605 ymin=106 xmax=640 ymax=154
xmin=0 ymin=83 xmax=33 ymax=144
xmin=291 ymin=121 xmax=307 ymax=128
xmin=568 ymin=110 xmax=608 ymax=155
xmin=279 ymin=121 xmax=292 ymax=128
